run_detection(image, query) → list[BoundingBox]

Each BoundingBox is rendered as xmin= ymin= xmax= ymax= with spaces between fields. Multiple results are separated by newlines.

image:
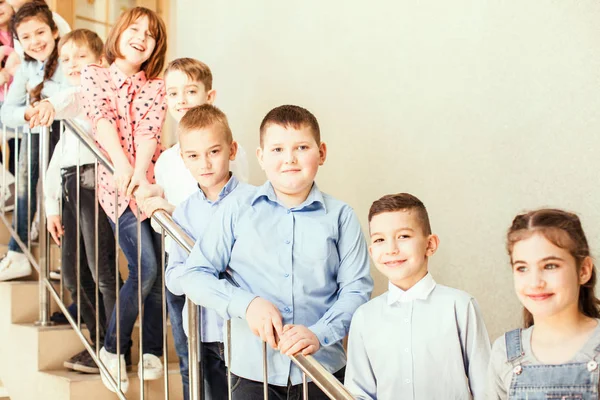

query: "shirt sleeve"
xmin=179 ymin=201 xmax=257 ymax=320
xmin=486 ymin=337 xmax=509 ymax=400
xmin=80 ymin=65 xmax=118 ymax=130
xmin=133 ymin=79 xmax=166 ymax=142
xmin=44 ymin=136 xmax=63 ymax=216
xmin=1 ymin=62 xmax=28 ymax=127
xmin=344 ymin=307 xmax=377 ymax=400
xmin=45 ymin=86 xmax=79 ymax=119
xmin=166 ymin=204 xmax=194 ymax=295
xmin=463 ymin=298 xmax=492 ymax=400
xmin=308 ymin=206 xmax=373 ymax=347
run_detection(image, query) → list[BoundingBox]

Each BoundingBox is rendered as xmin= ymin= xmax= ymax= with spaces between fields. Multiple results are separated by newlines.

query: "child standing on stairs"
xmin=79 ymin=7 xmax=167 ymax=394
xmin=32 ymin=29 xmax=119 ymax=375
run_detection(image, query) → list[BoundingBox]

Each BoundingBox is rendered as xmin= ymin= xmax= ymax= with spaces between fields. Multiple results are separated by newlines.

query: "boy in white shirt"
xmin=345 ymin=193 xmax=491 ymax=400
xmin=135 ymin=58 xmax=249 ymax=400
xmin=38 ymin=29 xmax=118 ymax=374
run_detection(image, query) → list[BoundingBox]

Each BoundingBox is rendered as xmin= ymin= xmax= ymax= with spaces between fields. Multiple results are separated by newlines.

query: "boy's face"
xmin=369 ymin=210 xmax=438 ymax=291
xmin=60 ymin=42 xmax=101 ymax=86
xmin=257 ymin=124 xmax=326 ymax=205
xmin=166 ymin=70 xmax=215 ymax=122
xmin=179 ymin=124 xmax=237 ymax=192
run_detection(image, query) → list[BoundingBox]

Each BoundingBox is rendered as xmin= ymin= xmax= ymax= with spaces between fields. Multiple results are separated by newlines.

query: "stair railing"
xmin=0 ymin=114 xmax=354 ymax=400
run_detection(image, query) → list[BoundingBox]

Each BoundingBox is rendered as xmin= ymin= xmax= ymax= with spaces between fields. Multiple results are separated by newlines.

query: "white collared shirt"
xmin=346 ymin=273 xmax=491 ymax=400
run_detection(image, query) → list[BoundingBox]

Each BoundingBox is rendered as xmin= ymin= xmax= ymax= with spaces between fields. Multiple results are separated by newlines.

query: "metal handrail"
xmin=61 ymin=118 xmax=355 ymax=400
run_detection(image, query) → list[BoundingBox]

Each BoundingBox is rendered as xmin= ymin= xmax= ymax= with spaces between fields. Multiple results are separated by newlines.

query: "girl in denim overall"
xmin=487 ymin=208 xmax=600 ymax=399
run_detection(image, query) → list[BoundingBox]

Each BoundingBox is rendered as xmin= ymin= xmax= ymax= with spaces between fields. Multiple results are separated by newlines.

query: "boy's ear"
xmin=425 ymin=234 xmax=440 ymax=257
xmin=256 ymin=146 xmax=265 ymax=171
xmin=229 ymin=140 xmax=238 ymax=161
xmin=318 ymin=142 xmax=327 ymax=166
xmin=206 ymin=89 xmax=216 ymax=105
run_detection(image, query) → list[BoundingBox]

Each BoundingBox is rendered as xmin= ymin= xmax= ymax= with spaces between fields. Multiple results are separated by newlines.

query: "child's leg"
xmin=76 ymin=166 xmax=118 ymax=343
xmin=201 ymin=342 xmax=227 ymax=400
xmin=166 ymin=290 xmax=189 ymax=399
xmin=103 ymin=208 xmax=163 ymax=356
xmin=8 ymin=132 xmax=39 ymax=252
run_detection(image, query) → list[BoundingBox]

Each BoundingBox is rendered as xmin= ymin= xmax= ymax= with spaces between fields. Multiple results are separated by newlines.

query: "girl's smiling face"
xmin=117 ymin=16 xmax=156 ymax=70
xmin=512 ymin=233 xmax=592 ymax=322
xmin=16 ymin=17 xmax=57 ymax=62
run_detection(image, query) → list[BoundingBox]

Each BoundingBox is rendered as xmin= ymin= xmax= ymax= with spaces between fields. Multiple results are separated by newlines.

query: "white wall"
xmin=174 ymin=0 xmax=600 ymax=340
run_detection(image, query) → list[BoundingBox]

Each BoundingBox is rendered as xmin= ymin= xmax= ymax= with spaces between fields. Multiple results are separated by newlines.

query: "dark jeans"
xmin=61 ymin=165 xmax=118 ymax=346
xmin=231 ymin=368 xmax=345 ymax=400
xmin=104 ymin=207 xmax=163 ymax=356
xmin=201 ymin=341 xmax=228 ymax=400
xmin=8 ymin=123 xmax=60 ymax=252
xmin=166 ymin=288 xmax=190 ymax=398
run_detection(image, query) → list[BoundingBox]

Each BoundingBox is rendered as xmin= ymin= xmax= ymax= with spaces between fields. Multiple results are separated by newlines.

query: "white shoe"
xmin=99 ymin=347 xmax=129 ymax=393
xmin=30 ymin=217 xmax=39 ymax=242
xmin=49 ymin=267 xmax=61 ymax=281
xmin=0 ymin=251 xmax=31 ymax=281
xmin=138 ymin=353 xmax=163 ymax=381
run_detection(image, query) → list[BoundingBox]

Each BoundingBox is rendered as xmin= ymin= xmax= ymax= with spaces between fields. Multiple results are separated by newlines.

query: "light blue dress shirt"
xmin=179 ymin=181 xmax=373 ymax=386
xmin=167 ymin=174 xmax=251 ymax=342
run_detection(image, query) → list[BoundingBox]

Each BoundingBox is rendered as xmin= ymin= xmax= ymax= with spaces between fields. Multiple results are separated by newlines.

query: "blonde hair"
xmin=164 ymin=58 xmax=213 ymax=90
xmin=58 ymin=29 xmax=103 ymax=60
xmin=178 ymin=104 xmax=232 ymax=144
xmin=104 ymin=7 xmax=167 ymax=79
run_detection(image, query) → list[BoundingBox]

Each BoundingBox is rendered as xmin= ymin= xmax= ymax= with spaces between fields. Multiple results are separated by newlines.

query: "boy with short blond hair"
xmin=345 ymin=193 xmax=491 ymax=400
xmin=177 ymin=105 xmax=374 ymax=399
xmin=136 ymin=58 xmax=248 ymax=400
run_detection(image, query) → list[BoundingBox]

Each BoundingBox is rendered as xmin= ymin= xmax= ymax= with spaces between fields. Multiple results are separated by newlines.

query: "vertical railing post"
xmin=188 ymin=299 xmax=201 ymax=400
xmin=36 ymin=126 xmax=52 ymax=326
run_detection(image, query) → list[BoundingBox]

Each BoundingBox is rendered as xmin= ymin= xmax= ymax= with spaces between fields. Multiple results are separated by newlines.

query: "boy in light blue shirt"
xmin=177 ymin=105 xmax=374 ymax=399
xmin=163 ymin=103 xmax=251 ymax=400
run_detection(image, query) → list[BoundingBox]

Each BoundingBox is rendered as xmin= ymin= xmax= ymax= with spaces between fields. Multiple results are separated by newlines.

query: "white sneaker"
xmin=30 ymin=217 xmax=39 ymax=242
xmin=0 ymin=251 xmax=31 ymax=281
xmin=49 ymin=267 xmax=61 ymax=281
xmin=99 ymin=347 xmax=129 ymax=393
xmin=138 ymin=353 xmax=163 ymax=381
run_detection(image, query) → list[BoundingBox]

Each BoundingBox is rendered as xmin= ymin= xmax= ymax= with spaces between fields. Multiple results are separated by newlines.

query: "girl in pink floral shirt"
xmin=80 ymin=7 xmax=167 ymax=394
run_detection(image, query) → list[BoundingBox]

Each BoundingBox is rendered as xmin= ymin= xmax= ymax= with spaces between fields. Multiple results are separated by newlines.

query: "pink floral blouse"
xmin=81 ymin=63 xmax=166 ymax=222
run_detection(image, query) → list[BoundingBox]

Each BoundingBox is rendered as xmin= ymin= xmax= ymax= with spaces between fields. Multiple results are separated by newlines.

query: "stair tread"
xmin=40 ymin=362 xmax=181 ymax=382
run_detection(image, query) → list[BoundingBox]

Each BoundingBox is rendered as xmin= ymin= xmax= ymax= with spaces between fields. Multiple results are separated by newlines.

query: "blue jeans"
xmin=8 ymin=133 xmax=38 ymax=252
xmin=104 ymin=207 xmax=163 ymax=356
xmin=166 ymin=287 xmax=190 ymax=399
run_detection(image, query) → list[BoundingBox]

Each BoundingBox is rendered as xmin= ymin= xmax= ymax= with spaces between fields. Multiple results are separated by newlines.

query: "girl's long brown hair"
xmin=12 ymin=0 xmax=59 ymax=104
xmin=103 ymin=7 xmax=167 ymax=79
xmin=507 ymin=208 xmax=600 ymax=328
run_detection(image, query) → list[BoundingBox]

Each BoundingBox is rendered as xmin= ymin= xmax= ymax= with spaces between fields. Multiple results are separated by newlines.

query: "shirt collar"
xmin=387 ymin=273 xmax=436 ymax=305
xmin=251 ymin=181 xmax=326 ymax=212
xmin=109 ymin=62 xmax=147 ymax=89
xmin=197 ymin=173 xmax=239 ymax=204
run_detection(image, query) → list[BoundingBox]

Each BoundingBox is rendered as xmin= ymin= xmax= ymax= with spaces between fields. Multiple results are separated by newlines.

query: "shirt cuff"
xmin=228 ymin=289 xmax=257 ymax=320
xmin=308 ymin=321 xmax=337 ymax=347
xmin=44 ymin=199 xmax=60 ymax=216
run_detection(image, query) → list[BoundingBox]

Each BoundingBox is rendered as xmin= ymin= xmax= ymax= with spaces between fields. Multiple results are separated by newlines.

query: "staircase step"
xmin=38 ymin=362 xmax=184 ymax=400
xmin=0 ymin=281 xmax=63 ymax=325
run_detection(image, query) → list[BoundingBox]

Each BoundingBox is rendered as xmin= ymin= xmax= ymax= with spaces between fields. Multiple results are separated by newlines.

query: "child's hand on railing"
xmin=24 ymin=105 xmax=37 ymax=122
xmin=113 ymin=160 xmax=135 ymax=197
xmin=46 ymin=215 xmax=63 ymax=246
xmin=246 ymin=297 xmax=284 ymax=350
xmin=278 ymin=324 xmax=321 ymax=356
xmin=29 ymin=101 xmax=56 ymax=128
xmin=141 ymin=196 xmax=174 ymax=216
xmin=134 ymin=182 xmax=163 ymax=203
xmin=126 ymin=170 xmax=149 ymax=197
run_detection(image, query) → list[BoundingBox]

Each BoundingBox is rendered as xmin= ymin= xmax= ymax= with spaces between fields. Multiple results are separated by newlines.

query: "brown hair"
xmin=104 ymin=7 xmax=166 ymax=79
xmin=368 ymin=193 xmax=432 ymax=235
xmin=12 ymin=0 xmax=58 ymax=104
xmin=259 ymin=105 xmax=320 ymax=147
xmin=164 ymin=57 xmax=213 ymax=90
xmin=178 ymin=104 xmax=232 ymax=144
xmin=58 ymin=28 xmax=103 ymax=60
xmin=507 ymin=208 xmax=600 ymax=328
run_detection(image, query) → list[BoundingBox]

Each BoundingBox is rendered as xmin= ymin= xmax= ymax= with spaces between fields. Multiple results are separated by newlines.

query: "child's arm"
xmin=281 ymin=207 xmax=373 ymax=355
xmin=485 ymin=339 xmax=507 ymax=400
xmin=29 ymin=86 xmax=80 ymax=128
xmin=128 ymin=81 xmax=167 ymax=197
xmin=0 ymin=62 xmax=34 ymax=128
xmin=344 ymin=309 xmax=377 ymax=400
xmin=80 ymin=66 xmax=134 ymax=195
xmin=462 ymin=299 xmax=492 ymax=400
xmin=44 ymin=137 xmax=64 ymax=245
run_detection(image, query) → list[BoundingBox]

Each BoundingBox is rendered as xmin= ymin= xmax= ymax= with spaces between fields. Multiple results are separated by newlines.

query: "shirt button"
xmin=324 ymin=338 xmax=329 ymax=344
xmin=287 ymin=209 xmax=291 ymax=214
xmin=405 ymin=379 xmax=411 ymax=384
xmin=284 ymin=273 xmax=290 ymax=278
xmin=285 ymin=240 xmax=290 ymax=244
xmin=284 ymin=307 xmax=291 ymax=313
xmin=403 ymin=318 xmax=409 ymax=323
xmin=404 ymin=348 xmax=409 ymax=353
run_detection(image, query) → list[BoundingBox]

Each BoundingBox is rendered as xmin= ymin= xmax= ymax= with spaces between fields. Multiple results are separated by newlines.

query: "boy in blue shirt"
xmin=177 ymin=105 xmax=374 ymax=399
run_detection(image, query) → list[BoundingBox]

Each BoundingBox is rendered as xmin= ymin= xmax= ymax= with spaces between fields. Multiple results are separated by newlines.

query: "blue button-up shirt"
xmin=180 ymin=181 xmax=373 ymax=386
xmin=167 ymin=174 xmax=252 ymax=342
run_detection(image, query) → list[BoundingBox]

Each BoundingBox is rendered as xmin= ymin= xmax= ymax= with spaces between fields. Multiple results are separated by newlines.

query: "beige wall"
xmin=174 ymin=0 xmax=600 ymax=341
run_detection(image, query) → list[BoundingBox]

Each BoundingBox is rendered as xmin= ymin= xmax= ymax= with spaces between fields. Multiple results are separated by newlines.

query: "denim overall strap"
xmin=505 ymin=329 xmax=524 ymax=363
